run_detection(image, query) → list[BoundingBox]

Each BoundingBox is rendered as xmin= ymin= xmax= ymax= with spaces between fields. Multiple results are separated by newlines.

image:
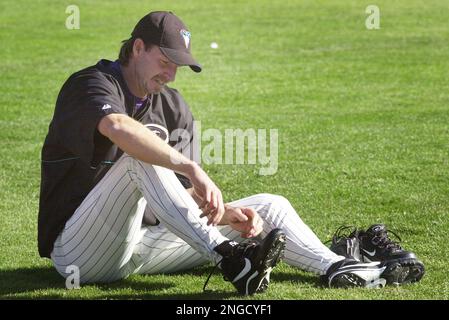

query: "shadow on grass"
xmin=0 ymin=266 xmax=237 ymax=299
xmin=0 ymin=264 xmax=322 ymax=299
xmin=0 ymin=266 xmax=171 ymax=299
xmin=0 ymin=266 xmax=63 ymax=297
xmin=271 ymin=270 xmax=324 ymax=287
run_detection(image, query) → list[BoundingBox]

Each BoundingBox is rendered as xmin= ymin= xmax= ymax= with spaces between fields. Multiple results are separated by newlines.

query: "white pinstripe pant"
xmin=51 ymin=155 xmax=343 ymax=283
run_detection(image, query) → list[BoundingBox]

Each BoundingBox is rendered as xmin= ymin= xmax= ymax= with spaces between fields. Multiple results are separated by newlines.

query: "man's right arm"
xmin=97 ymin=113 xmax=224 ymax=226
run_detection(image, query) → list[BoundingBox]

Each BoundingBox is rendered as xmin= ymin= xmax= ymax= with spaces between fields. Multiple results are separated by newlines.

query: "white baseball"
xmin=210 ymin=42 xmax=218 ymax=49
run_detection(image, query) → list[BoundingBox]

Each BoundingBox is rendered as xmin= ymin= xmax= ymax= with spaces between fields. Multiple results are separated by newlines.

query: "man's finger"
xmin=208 ymin=193 xmax=216 ymax=210
xmin=206 ymin=192 xmax=218 ymax=225
xmin=200 ymin=209 xmax=211 ymax=218
xmin=241 ymin=207 xmax=257 ymax=218
xmin=241 ymin=231 xmax=256 ymax=238
xmin=199 ymin=198 xmax=208 ymax=210
xmin=204 ymin=190 xmax=213 ymax=207
xmin=211 ymin=199 xmax=221 ymax=226
xmin=218 ymin=191 xmax=224 ymax=209
xmin=229 ymin=207 xmax=248 ymax=222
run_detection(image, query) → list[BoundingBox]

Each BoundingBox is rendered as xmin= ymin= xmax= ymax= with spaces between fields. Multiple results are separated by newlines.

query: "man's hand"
xmin=222 ymin=206 xmax=263 ymax=238
xmin=184 ymin=164 xmax=225 ymax=226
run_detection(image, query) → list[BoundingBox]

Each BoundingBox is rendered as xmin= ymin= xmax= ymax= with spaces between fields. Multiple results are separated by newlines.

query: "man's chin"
xmin=147 ymin=85 xmax=163 ymax=95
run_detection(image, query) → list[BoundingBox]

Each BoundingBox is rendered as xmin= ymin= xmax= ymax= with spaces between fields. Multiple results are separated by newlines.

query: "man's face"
xmin=133 ymin=40 xmax=178 ymax=96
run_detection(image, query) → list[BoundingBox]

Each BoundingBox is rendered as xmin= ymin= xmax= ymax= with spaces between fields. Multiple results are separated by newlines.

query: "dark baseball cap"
xmin=131 ymin=11 xmax=201 ymax=73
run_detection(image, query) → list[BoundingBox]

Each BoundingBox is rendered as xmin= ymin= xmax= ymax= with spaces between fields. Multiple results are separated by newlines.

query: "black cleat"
xmin=324 ymin=258 xmax=389 ymax=288
xmin=329 ymin=226 xmax=362 ymax=261
xmin=329 ymin=224 xmax=425 ymax=285
xmin=358 ymin=224 xmax=425 ymax=284
xmin=214 ymin=228 xmax=286 ymax=295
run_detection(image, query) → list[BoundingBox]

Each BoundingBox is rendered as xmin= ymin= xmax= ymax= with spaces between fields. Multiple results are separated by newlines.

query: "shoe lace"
xmin=325 ymin=225 xmax=358 ymax=245
xmin=370 ymin=228 xmax=403 ymax=252
xmin=203 ymin=259 xmax=223 ymax=293
xmin=203 ymin=240 xmax=258 ymax=293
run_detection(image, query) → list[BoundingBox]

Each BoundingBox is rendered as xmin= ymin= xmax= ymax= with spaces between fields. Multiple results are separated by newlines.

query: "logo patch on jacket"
xmin=144 ymin=124 xmax=169 ymax=143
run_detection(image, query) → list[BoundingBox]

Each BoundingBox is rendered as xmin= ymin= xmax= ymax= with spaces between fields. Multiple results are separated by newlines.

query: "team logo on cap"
xmin=180 ymin=29 xmax=191 ymax=48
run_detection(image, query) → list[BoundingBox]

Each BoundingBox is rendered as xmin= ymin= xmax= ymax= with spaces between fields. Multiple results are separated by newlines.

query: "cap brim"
xmin=160 ymin=47 xmax=202 ymax=73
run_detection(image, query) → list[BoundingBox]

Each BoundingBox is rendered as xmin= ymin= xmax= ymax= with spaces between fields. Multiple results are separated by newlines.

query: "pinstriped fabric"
xmin=128 ymin=159 xmax=228 ymax=256
xmin=130 ymin=224 xmax=243 ymax=275
xmin=51 ymin=155 xmax=228 ymax=283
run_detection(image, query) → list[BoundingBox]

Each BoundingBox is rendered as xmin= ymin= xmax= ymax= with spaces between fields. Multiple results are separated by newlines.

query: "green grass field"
xmin=1 ymin=0 xmax=448 ymax=299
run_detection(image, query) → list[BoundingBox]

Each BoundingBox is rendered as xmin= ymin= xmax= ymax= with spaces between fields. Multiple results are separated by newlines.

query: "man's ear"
xmin=133 ymin=38 xmax=145 ymax=56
